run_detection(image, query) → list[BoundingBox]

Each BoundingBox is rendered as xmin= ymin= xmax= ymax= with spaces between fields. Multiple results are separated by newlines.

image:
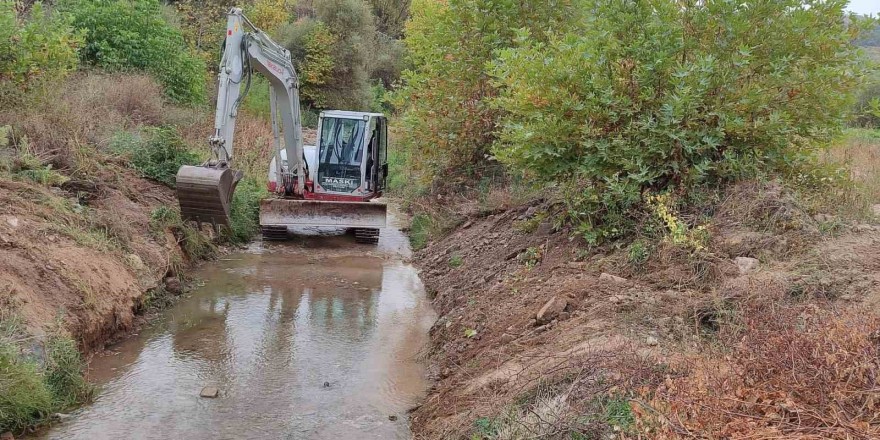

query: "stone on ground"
xmin=734 ymin=257 xmax=760 ymax=275
xmin=599 ymin=273 xmax=627 ymax=284
xmin=536 ymin=296 xmax=567 ymax=325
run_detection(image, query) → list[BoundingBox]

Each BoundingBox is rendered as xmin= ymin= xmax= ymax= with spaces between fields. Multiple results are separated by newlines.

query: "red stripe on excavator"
xmin=304 ymin=192 xmax=380 ymax=202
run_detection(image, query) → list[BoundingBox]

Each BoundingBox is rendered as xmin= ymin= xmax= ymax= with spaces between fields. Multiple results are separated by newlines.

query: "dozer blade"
xmin=176 ymin=165 xmax=243 ymax=226
xmin=260 ymin=199 xmax=387 ymax=229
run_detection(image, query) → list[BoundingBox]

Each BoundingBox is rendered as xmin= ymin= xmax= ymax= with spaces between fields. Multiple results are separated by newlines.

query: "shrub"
xmin=111 ymin=127 xmax=201 ymax=187
xmin=1 ymin=127 xmax=69 ymax=186
xmin=149 ymin=205 xmax=217 ymax=258
xmin=278 ymin=18 xmax=339 ymax=108
xmin=492 ymin=0 xmax=872 ymax=243
xmin=59 ymin=0 xmax=207 ymax=104
xmin=393 ymin=0 xmax=584 ymax=186
xmin=223 ymin=177 xmax=266 ymax=244
xmin=0 ymin=2 xmax=83 ymax=105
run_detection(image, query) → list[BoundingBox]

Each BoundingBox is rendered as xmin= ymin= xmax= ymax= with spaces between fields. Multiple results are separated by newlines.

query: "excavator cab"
xmin=260 ymin=111 xmax=388 ymax=242
xmin=314 ymin=111 xmax=387 ymax=197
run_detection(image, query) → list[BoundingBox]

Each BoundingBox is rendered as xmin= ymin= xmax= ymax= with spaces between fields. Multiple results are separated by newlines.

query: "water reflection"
xmin=39 ymin=247 xmax=434 ymax=440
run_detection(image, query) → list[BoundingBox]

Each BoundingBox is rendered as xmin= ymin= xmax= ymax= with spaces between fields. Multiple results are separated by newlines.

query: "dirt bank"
xmin=0 ymin=166 xmax=197 ymax=352
xmin=0 ymin=73 xmax=229 ymax=354
xmin=409 ymin=181 xmax=880 ymax=439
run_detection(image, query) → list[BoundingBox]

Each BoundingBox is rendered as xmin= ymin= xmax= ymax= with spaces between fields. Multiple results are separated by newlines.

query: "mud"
xmin=35 ymin=208 xmax=436 ymax=439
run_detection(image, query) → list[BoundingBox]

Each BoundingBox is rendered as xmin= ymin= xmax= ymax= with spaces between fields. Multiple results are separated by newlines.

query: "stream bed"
xmin=37 ymin=211 xmax=435 ymax=439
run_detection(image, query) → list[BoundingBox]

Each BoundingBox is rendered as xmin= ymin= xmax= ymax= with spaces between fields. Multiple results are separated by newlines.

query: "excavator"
xmin=176 ymin=8 xmax=388 ymax=244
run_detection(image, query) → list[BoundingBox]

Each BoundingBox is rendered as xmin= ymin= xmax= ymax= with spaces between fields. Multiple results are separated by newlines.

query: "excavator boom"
xmin=176 ymin=7 xmax=387 ymax=242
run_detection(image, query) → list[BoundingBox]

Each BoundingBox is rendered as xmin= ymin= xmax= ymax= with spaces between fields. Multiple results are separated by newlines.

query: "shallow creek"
xmin=37 ymin=209 xmax=435 ymax=439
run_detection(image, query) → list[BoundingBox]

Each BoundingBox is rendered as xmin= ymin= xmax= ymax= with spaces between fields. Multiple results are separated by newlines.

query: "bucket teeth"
xmin=176 ymin=165 xmax=242 ymax=227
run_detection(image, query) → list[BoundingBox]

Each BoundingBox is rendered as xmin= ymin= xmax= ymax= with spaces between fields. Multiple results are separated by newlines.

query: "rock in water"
xmin=200 ymin=386 xmax=219 ymax=398
xmin=323 ymin=381 xmax=330 ymax=388
xmin=164 ymin=276 xmax=182 ymax=294
xmin=388 ymin=415 xmax=398 ymax=422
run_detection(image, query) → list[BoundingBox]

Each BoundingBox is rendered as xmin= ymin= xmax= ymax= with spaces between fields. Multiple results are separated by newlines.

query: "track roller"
xmin=261 ymin=225 xmax=288 ymax=241
xmin=353 ymin=228 xmax=380 ymax=245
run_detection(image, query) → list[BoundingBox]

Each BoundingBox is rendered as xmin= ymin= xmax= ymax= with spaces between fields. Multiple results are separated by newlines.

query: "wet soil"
xmin=36 ymin=209 xmax=436 ymax=439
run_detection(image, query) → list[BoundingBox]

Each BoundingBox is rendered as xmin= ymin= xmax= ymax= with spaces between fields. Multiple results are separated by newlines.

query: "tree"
xmin=392 ymin=0 xmax=584 ymax=185
xmin=279 ymin=0 xmax=379 ymax=110
xmin=492 ymin=0 xmax=872 ymax=242
xmin=367 ymin=0 xmax=409 ymax=38
xmin=59 ymin=0 xmax=207 ymax=104
xmin=0 ymin=2 xmax=82 ymax=105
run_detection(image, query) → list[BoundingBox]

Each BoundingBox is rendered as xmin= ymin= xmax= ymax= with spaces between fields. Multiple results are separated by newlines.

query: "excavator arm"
xmin=176 ymin=8 xmax=305 ymax=227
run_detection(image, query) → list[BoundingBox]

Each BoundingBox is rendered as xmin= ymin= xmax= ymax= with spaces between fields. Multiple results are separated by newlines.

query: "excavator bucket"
xmin=259 ymin=199 xmax=387 ymax=231
xmin=176 ymin=165 xmax=243 ymax=226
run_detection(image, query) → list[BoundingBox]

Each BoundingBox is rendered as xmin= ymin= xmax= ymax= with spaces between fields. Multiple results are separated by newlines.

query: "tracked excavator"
xmin=176 ymin=8 xmax=388 ymax=244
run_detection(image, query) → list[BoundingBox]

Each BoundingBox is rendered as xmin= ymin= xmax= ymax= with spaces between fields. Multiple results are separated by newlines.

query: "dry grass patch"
xmin=650 ymin=302 xmax=880 ymax=439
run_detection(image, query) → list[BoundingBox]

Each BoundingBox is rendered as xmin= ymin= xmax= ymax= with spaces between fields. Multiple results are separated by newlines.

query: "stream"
xmin=36 ymin=208 xmax=436 ymax=439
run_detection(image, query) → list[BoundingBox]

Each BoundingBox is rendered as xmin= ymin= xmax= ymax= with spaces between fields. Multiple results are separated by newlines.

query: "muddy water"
xmin=39 ymin=211 xmax=435 ymax=439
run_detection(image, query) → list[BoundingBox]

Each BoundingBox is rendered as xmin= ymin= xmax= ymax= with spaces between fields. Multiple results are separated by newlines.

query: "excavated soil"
xmin=0 ymin=169 xmax=194 ymax=352
xmin=408 ymin=183 xmax=880 ymax=439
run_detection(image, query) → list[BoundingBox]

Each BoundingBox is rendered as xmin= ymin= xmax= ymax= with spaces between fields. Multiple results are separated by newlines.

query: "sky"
xmin=848 ymin=0 xmax=880 ymax=15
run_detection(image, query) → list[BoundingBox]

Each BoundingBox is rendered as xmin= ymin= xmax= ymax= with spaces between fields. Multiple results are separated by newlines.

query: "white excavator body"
xmin=176 ymin=8 xmax=387 ymax=243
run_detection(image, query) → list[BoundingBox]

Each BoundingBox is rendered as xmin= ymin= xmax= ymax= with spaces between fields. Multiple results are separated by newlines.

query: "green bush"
xmin=111 ymin=127 xmax=201 ymax=187
xmin=393 ymin=0 xmax=583 ymax=186
xmin=224 ymin=177 xmax=266 ymax=244
xmin=491 ymin=0 xmax=872 ymax=243
xmin=59 ymin=0 xmax=207 ymax=104
xmin=0 ymin=2 xmax=83 ymax=105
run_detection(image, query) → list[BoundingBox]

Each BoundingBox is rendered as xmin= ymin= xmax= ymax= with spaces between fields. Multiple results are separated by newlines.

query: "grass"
xmin=0 ymin=316 xmax=92 ymax=433
xmin=788 ymin=128 xmax=880 ymax=222
xmin=149 ymin=205 xmax=216 ymax=260
xmin=602 ymin=396 xmax=635 ymax=432
xmin=448 ymin=255 xmax=464 ymax=268
xmin=408 ymin=213 xmax=434 ymax=251
xmin=110 ymin=126 xmax=202 ymax=187
xmin=224 ymin=177 xmax=266 ymax=244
